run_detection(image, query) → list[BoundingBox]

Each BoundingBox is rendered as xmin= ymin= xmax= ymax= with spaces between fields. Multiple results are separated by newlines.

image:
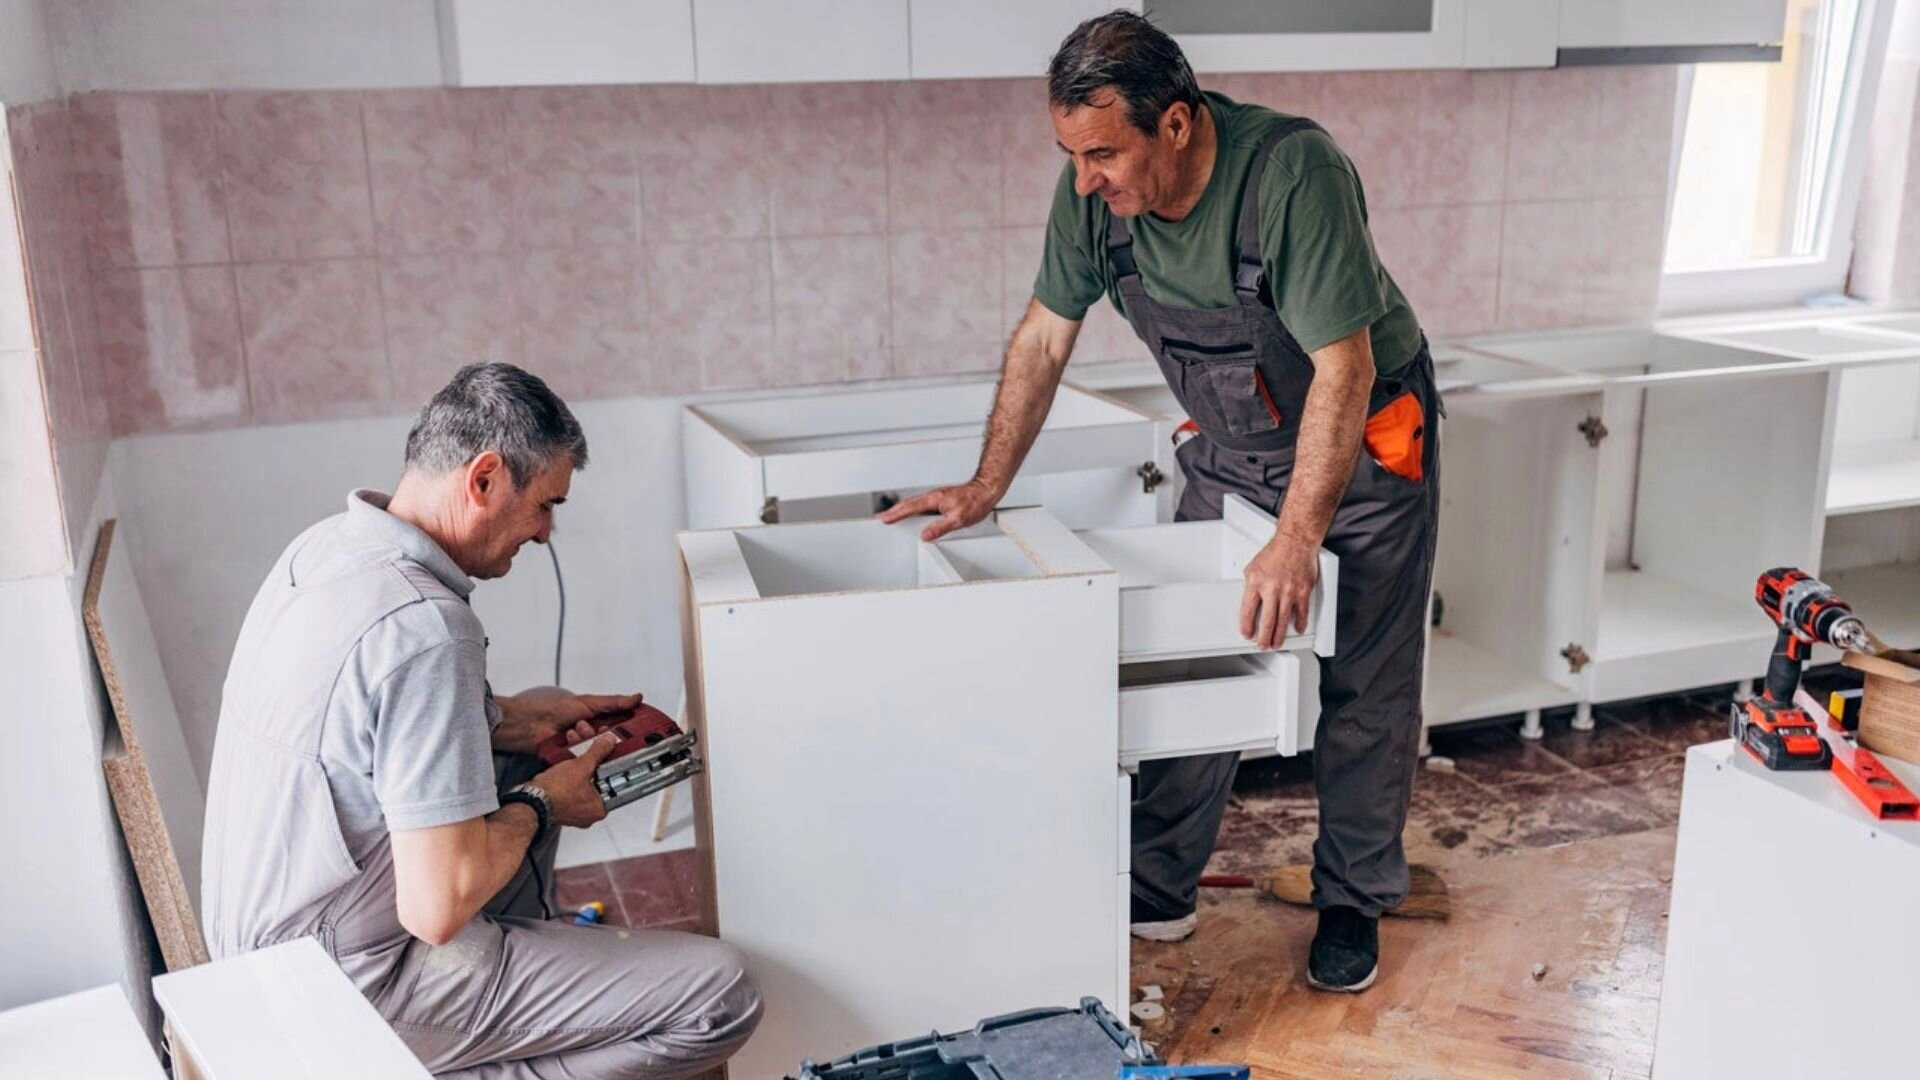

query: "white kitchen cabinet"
xmin=680 ymin=500 xmax=1331 ymax=1076
xmin=909 ymin=1 xmax=1140 ymax=79
xmin=1426 ymin=357 xmax=1607 ymax=736
xmin=1463 ymin=0 xmax=1561 ymax=68
xmin=438 ymin=0 xmax=696 ymax=86
xmin=1559 ymin=0 xmax=1789 ymax=51
xmin=1467 ymin=330 xmax=1835 ymax=710
xmin=1655 ymin=740 xmax=1920 ymax=1078
xmin=1151 ymin=0 xmax=1559 ymax=73
xmin=694 ymin=0 xmax=908 ymax=83
xmin=1161 ymin=0 xmax=1474 ymax=73
xmin=1805 ymin=313 xmax=1920 ymax=654
xmin=681 ymin=379 xmax=1169 ymax=530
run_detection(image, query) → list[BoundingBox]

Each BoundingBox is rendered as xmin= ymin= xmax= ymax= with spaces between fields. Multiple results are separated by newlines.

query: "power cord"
xmin=547 ymin=539 xmax=565 ymax=686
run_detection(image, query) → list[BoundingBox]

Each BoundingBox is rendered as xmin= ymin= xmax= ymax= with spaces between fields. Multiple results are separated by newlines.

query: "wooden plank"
xmin=994 ymin=506 xmax=1110 ymax=577
xmin=154 ymin=937 xmax=429 ymax=1080
xmin=82 ymin=519 xmax=209 ymax=972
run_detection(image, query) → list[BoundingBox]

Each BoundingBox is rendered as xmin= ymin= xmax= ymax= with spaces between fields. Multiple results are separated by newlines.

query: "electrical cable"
xmin=548 ymin=539 xmax=565 ymax=686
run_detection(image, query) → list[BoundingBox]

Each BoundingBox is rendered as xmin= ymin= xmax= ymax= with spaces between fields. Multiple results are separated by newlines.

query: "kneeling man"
xmin=201 ymin=362 xmax=760 ymax=1078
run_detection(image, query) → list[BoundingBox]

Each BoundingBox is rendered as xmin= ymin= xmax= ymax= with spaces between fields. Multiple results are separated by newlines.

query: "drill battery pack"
xmin=1731 ymin=696 xmax=1833 ymax=771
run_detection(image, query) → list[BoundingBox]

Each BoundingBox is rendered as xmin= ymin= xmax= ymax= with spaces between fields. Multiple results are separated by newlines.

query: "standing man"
xmin=201 ymin=362 xmax=760 ymax=1077
xmin=881 ymin=12 xmax=1439 ymax=993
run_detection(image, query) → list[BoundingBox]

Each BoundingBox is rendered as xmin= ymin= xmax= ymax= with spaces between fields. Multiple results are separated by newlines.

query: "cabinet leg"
xmin=1571 ymin=701 xmax=1596 ymax=732
xmin=1418 ymin=729 xmax=1433 ymax=758
xmin=1732 ymin=679 xmax=1756 ymax=705
xmin=1519 ymin=709 xmax=1545 ymax=741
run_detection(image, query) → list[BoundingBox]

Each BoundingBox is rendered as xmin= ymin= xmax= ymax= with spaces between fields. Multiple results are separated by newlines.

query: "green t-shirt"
xmin=1034 ymin=92 xmax=1421 ymax=375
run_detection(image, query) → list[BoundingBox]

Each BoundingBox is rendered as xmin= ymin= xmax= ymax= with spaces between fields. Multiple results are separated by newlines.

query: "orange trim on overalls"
xmin=1363 ymin=391 xmax=1425 ymax=483
xmin=1253 ymin=369 xmax=1284 ymax=428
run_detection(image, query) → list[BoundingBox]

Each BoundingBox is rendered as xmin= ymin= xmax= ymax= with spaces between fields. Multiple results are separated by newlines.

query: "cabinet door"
xmin=909 ymin=1 xmax=1141 ymax=80
xmin=1464 ymin=0 xmax=1560 ymax=67
xmin=1162 ymin=0 xmax=1470 ymax=72
xmin=694 ymin=0 xmax=909 ymax=83
xmin=1559 ymin=0 xmax=1788 ymax=49
xmin=441 ymin=0 xmax=697 ymax=86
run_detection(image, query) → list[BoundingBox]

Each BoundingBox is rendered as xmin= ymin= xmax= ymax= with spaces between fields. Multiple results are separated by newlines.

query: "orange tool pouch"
xmin=1363 ymin=390 xmax=1426 ymax=483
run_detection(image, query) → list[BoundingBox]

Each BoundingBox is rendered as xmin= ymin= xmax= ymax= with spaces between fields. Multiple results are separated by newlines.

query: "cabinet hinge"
xmin=759 ymin=495 xmax=780 ymax=525
xmin=1137 ymin=461 xmax=1167 ymax=494
xmin=1561 ymin=643 xmax=1591 ymax=674
xmin=1578 ymin=416 xmax=1609 ymax=448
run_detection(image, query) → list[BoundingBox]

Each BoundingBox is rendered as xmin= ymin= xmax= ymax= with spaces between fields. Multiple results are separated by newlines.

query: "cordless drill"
xmin=1732 ymin=568 xmax=1871 ymax=770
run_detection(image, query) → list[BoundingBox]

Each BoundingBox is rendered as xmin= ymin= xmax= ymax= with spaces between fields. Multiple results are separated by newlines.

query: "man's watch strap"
xmin=501 ymin=783 xmax=552 ymax=844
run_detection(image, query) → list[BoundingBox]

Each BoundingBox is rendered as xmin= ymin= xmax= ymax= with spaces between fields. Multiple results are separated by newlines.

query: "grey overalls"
xmin=1113 ymin=119 xmax=1442 ymax=920
xmin=202 ymin=541 xmax=759 ymax=1079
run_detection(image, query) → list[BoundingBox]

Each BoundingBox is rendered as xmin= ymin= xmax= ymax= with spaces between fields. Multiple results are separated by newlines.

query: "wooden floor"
xmin=1135 ymin=830 xmax=1673 ymax=1079
xmin=1128 ymin=677 xmax=1824 ymax=1079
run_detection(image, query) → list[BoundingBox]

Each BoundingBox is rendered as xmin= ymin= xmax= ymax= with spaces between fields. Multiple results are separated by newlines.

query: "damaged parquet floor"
xmin=1138 ymin=686 xmax=1765 ymax=1079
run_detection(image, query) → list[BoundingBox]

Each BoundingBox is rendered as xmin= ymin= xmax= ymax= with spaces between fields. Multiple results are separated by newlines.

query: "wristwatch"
xmin=501 ymin=782 xmax=552 ymax=844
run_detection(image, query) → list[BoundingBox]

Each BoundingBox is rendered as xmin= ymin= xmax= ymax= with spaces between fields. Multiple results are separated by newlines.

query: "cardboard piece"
xmin=83 ymin=519 xmax=209 ymax=971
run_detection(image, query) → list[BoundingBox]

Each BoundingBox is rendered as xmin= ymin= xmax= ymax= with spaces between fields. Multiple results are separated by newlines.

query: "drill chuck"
xmin=1829 ymin=615 xmax=1870 ymax=653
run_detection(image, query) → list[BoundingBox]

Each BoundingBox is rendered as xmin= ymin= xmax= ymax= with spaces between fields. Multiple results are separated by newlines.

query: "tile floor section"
xmin=546 ymin=672 xmax=1863 ymax=1077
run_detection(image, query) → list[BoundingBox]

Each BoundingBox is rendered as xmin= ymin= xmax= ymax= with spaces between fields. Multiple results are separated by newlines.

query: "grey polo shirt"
xmin=292 ymin=490 xmax=502 ymax=863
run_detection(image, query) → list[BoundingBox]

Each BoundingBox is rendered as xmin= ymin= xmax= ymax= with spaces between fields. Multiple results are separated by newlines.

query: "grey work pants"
xmin=1131 ymin=364 xmax=1441 ymax=921
xmin=328 ymin=754 xmax=761 ymax=1079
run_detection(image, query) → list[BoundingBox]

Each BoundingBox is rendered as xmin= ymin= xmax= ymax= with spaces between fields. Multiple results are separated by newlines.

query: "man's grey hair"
xmin=404 ymin=362 xmax=588 ymax=486
xmin=1048 ymin=10 xmax=1203 ymax=137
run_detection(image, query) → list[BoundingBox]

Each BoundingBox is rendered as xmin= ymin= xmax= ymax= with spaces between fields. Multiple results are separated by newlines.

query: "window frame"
xmin=1659 ymin=0 xmax=1897 ymax=316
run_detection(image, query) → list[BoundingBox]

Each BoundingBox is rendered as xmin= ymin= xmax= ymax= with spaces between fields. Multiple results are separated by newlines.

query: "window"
xmin=1661 ymin=0 xmax=1892 ymax=314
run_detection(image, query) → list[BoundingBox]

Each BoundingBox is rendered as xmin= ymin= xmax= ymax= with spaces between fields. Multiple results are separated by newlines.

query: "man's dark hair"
xmin=1047 ymin=10 xmax=1203 ymax=137
xmin=404 ymin=362 xmax=588 ymax=487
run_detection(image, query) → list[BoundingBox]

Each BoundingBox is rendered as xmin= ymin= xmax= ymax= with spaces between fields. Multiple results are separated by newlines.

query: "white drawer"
xmin=1076 ymin=495 xmax=1337 ymax=663
xmin=1119 ymin=651 xmax=1303 ymax=766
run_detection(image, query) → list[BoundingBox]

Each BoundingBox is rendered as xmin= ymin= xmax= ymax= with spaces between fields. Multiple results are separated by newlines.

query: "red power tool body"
xmin=533 ymin=702 xmax=702 ymax=812
xmin=1733 ymin=568 xmax=1869 ymax=770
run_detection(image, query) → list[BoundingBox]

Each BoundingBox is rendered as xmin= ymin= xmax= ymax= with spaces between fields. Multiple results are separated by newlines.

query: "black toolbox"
xmin=789 ymin=997 xmax=1157 ymax=1079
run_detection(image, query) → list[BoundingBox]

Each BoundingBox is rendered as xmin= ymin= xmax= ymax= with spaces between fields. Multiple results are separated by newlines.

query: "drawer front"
xmin=1083 ymin=497 xmax=1338 ymax=663
xmin=1118 ymin=581 xmax=1325 ymax=662
xmin=1119 ymin=652 xmax=1301 ymax=766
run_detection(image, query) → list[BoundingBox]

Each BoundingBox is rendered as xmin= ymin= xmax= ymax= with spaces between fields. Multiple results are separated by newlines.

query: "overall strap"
xmin=1234 ymin=117 xmax=1324 ymax=298
xmin=1105 ymin=206 xmax=1139 ymax=280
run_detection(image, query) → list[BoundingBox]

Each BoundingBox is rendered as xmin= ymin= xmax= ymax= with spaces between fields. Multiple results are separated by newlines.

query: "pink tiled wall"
xmin=20 ymin=65 xmax=1678 ymax=437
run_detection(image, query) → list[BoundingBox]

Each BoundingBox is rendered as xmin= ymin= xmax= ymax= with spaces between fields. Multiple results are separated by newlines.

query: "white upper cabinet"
xmin=1463 ymin=0 xmax=1562 ymax=68
xmin=1156 ymin=0 xmax=1476 ymax=72
xmin=1559 ymin=0 xmax=1791 ymax=51
xmin=909 ymin=1 xmax=1142 ymax=80
xmin=694 ymin=0 xmax=909 ymax=83
xmin=440 ymin=0 xmax=697 ymax=86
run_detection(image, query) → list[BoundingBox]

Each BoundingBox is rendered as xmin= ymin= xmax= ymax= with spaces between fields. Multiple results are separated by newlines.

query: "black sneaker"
xmin=1307 ymin=905 xmax=1379 ymax=992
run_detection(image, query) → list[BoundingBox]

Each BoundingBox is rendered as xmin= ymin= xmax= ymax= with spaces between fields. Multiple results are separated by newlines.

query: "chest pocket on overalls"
xmin=1165 ymin=339 xmax=1284 ymax=439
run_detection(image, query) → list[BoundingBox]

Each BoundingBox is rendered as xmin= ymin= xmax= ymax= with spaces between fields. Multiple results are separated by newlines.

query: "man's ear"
xmin=1162 ymin=100 xmax=1194 ymax=148
xmin=466 ymin=451 xmax=509 ymax=507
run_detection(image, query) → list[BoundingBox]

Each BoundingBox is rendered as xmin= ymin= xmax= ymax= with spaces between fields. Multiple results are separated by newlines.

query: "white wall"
xmin=44 ymin=0 xmax=444 ymax=92
xmin=0 ymin=476 xmax=154 ymax=1020
xmin=0 ymin=0 xmax=60 ymax=103
xmin=111 ymin=395 xmax=690 ymax=779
